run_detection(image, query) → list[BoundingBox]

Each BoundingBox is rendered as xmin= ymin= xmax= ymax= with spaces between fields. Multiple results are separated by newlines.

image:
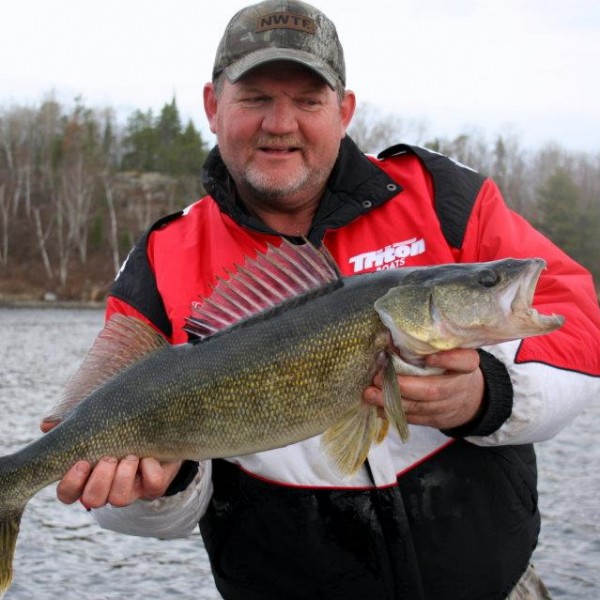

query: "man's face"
xmin=204 ymin=62 xmax=355 ymax=213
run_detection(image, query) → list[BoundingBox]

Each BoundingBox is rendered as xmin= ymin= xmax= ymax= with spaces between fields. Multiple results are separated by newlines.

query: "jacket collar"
xmin=201 ymin=136 xmax=402 ymax=244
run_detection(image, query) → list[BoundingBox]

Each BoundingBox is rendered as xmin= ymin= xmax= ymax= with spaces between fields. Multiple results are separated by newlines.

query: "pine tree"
xmin=535 ymin=168 xmax=600 ymax=279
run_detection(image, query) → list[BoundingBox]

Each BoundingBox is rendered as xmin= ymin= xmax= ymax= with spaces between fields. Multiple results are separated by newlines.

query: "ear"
xmin=203 ymin=83 xmax=219 ymax=134
xmin=340 ymin=90 xmax=356 ymax=137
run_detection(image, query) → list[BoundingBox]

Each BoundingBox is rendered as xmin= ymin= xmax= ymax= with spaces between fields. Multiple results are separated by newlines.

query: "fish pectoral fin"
xmin=321 ymin=403 xmax=380 ymax=477
xmin=382 ymin=357 xmax=410 ymax=443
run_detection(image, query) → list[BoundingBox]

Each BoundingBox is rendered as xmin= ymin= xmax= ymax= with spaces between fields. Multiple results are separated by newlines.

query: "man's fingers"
xmin=426 ymin=348 xmax=480 ymax=372
xmin=139 ymin=457 xmax=167 ymax=499
xmin=55 ymin=456 xmax=185 ymax=509
xmin=56 ymin=461 xmax=92 ymax=505
xmin=40 ymin=419 xmax=60 ymax=433
xmin=106 ymin=455 xmax=142 ymax=507
xmin=139 ymin=458 xmax=183 ymax=499
xmin=78 ymin=456 xmax=119 ymax=509
xmin=363 ymin=384 xmax=383 ymax=407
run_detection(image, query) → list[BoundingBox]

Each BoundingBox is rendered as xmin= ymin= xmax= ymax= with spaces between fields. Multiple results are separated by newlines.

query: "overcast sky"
xmin=2 ymin=0 xmax=599 ymax=153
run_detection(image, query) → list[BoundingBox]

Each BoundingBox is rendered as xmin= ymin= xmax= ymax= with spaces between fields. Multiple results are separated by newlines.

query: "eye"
xmin=297 ymin=98 xmax=321 ymax=110
xmin=478 ymin=268 xmax=500 ymax=288
xmin=240 ymin=95 xmax=269 ymax=107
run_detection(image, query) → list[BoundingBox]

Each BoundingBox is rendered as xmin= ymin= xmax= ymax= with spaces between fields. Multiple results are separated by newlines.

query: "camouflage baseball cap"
xmin=212 ymin=0 xmax=345 ymax=89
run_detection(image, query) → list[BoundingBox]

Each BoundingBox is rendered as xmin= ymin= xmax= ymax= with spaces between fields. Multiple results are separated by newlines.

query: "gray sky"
xmin=2 ymin=0 xmax=599 ymax=152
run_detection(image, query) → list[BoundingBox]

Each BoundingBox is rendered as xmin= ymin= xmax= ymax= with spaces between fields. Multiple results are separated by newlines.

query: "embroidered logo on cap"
xmin=256 ymin=12 xmax=316 ymax=34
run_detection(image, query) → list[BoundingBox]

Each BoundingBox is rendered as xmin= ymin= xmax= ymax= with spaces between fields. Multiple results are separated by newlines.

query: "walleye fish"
xmin=0 ymin=241 xmax=563 ymax=596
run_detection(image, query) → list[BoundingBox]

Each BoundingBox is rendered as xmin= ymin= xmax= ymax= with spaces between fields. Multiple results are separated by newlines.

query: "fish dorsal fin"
xmin=184 ymin=239 xmax=341 ymax=341
xmin=41 ymin=314 xmax=168 ymax=428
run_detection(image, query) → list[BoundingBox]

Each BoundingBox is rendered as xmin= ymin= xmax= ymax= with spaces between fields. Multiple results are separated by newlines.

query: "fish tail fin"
xmin=0 ymin=452 xmax=32 ymax=597
xmin=382 ymin=356 xmax=410 ymax=442
xmin=321 ymin=403 xmax=380 ymax=477
xmin=0 ymin=507 xmax=23 ymax=597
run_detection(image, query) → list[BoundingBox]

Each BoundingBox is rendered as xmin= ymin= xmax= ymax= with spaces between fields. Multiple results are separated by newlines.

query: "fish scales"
xmin=7 ymin=273 xmax=393 ymax=507
xmin=87 ymin=274 xmax=391 ymax=458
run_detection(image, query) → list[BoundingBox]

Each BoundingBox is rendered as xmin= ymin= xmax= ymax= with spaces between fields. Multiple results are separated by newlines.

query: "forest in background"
xmin=0 ymin=96 xmax=598 ymax=303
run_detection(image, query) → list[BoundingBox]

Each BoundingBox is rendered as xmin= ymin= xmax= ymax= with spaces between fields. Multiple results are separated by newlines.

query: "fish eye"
xmin=478 ymin=268 xmax=500 ymax=288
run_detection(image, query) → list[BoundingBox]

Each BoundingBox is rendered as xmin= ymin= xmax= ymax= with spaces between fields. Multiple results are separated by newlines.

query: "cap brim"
xmin=224 ymin=48 xmax=340 ymax=89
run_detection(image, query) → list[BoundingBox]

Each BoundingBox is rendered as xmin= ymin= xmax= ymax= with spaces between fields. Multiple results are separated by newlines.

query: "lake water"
xmin=0 ymin=307 xmax=597 ymax=599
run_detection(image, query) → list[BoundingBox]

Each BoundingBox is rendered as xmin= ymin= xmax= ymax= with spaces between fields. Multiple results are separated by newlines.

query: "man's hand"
xmin=363 ymin=348 xmax=485 ymax=431
xmin=55 ymin=456 xmax=183 ymax=509
xmin=41 ymin=419 xmax=182 ymax=508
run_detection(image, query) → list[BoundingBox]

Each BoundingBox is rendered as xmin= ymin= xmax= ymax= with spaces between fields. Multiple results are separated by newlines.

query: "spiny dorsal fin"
xmin=184 ymin=239 xmax=340 ymax=341
xmin=41 ymin=314 xmax=168 ymax=428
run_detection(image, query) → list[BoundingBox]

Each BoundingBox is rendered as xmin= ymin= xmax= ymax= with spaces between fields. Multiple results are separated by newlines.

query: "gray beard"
xmin=240 ymin=165 xmax=313 ymax=203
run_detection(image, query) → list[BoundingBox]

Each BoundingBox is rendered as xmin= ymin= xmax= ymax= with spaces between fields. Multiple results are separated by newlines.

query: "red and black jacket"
xmin=106 ymin=137 xmax=600 ymax=600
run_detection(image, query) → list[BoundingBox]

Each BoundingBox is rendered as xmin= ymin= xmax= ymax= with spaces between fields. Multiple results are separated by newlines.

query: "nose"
xmin=261 ymin=98 xmax=298 ymax=135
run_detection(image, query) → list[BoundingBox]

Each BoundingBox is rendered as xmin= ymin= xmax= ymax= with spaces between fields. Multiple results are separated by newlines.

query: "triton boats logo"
xmin=348 ymin=238 xmax=426 ymax=273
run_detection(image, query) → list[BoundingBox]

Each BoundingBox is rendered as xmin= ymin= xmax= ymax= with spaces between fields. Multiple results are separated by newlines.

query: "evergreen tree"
xmin=121 ymin=99 xmax=207 ymax=177
xmin=156 ymin=98 xmax=182 ymax=173
xmin=122 ymin=109 xmax=158 ymax=171
xmin=535 ymin=168 xmax=600 ymax=280
xmin=170 ymin=119 xmax=207 ymax=177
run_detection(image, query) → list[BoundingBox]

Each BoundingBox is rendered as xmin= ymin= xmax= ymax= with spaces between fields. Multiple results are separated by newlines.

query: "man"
xmin=49 ymin=1 xmax=600 ymax=599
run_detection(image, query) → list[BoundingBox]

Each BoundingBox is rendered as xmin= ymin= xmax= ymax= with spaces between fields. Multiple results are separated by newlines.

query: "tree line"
xmin=0 ymin=97 xmax=208 ymax=300
xmin=0 ymin=97 xmax=598 ymax=301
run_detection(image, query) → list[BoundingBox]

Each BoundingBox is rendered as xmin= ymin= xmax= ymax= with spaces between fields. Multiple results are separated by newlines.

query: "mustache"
xmin=255 ymin=136 xmax=304 ymax=150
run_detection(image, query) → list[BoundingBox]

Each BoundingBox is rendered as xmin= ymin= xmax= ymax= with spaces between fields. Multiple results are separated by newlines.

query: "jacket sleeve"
xmin=457 ymin=178 xmax=600 ymax=446
xmin=93 ymin=460 xmax=213 ymax=539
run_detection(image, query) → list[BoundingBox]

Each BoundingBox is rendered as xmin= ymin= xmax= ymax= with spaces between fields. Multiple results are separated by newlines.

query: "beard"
xmin=241 ymin=161 xmax=313 ymax=202
xmin=223 ymin=135 xmax=334 ymax=206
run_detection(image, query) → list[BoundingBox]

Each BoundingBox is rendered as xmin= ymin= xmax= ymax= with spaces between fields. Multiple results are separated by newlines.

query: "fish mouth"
xmin=508 ymin=259 xmax=564 ymax=332
xmin=510 ymin=259 xmax=543 ymax=313
xmin=375 ymin=257 xmax=565 ymax=369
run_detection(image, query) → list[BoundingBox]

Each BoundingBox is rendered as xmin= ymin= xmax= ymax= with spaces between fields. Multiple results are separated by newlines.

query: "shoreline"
xmin=0 ymin=300 xmax=105 ymax=310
